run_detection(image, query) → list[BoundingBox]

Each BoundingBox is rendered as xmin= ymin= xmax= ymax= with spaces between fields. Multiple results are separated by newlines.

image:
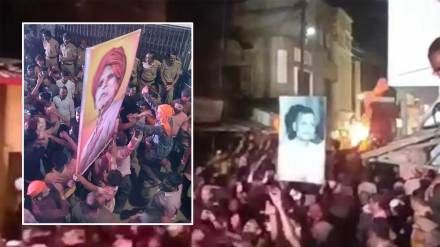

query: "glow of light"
xmin=306 ymin=26 xmax=316 ymax=37
xmin=396 ymin=118 xmax=403 ymax=128
xmin=349 ymin=121 xmax=370 ymax=146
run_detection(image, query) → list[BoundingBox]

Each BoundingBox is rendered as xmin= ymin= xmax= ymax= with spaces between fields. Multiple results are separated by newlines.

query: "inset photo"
xmin=23 ymin=23 xmax=192 ymax=225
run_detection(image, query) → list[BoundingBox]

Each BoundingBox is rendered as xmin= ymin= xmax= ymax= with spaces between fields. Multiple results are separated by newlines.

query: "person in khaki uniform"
xmin=59 ymin=33 xmax=78 ymax=76
xmin=42 ymin=30 xmax=60 ymax=70
xmin=141 ymin=52 xmax=161 ymax=94
xmin=76 ymin=39 xmax=87 ymax=73
xmin=160 ymin=52 xmax=182 ymax=104
xmin=130 ymin=57 xmax=140 ymax=87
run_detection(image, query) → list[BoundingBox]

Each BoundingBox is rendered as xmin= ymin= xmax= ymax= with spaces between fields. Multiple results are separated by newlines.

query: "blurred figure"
xmin=26 ymin=180 xmax=70 ymax=223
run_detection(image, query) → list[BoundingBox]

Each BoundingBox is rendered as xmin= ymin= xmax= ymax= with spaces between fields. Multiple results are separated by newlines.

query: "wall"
xmin=0 ymin=85 xmax=22 ymax=236
xmin=5 ymin=85 xmax=22 ymax=153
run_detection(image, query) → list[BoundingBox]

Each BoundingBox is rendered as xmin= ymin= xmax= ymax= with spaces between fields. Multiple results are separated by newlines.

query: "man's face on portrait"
xmin=95 ymin=65 xmax=119 ymax=111
xmin=293 ymin=112 xmax=317 ymax=142
xmin=430 ymin=50 xmax=440 ymax=78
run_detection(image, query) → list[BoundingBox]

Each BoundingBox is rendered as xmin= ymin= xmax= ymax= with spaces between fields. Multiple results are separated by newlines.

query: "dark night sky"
xmin=1 ymin=0 xmax=388 ymax=60
xmin=326 ymin=0 xmax=388 ymax=59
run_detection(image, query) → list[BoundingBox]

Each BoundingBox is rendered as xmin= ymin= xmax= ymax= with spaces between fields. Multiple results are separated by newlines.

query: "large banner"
xmin=388 ymin=0 xmax=440 ymax=86
xmin=76 ymin=30 xmax=141 ymax=175
xmin=277 ymin=96 xmax=326 ymax=184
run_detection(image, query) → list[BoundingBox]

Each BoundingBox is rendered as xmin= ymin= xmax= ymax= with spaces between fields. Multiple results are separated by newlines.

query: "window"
xmin=277 ymin=49 xmax=288 ymax=83
xmin=294 ymin=47 xmax=312 ymax=65
xmin=293 ymin=66 xmax=314 ymax=95
xmin=304 ymin=50 xmax=313 ymax=66
xmin=294 ymin=47 xmax=301 ymax=62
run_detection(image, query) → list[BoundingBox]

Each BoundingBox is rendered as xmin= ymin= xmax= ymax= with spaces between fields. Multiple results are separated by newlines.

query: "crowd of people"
xmin=189 ymin=131 xmax=440 ymax=247
xmin=22 ymin=27 xmax=192 ymax=224
xmin=10 ymin=130 xmax=440 ymax=246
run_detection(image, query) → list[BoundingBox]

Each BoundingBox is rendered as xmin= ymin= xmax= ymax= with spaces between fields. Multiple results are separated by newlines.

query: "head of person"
xmin=35 ymin=55 xmax=45 ymax=67
xmin=161 ymin=172 xmax=183 ymax=192
xmin=24 ymin=29 xmax=31 ymax=40
xmin=307 ymin=203 xmax=325 ymax=223
xmin=126 ymin=84 xmax=137 ymax=96
xmin=157 ymin=104 xmax=174 ymax=136
xmin=285 ymin=104 xmax=318 ymax=143
xmin=181 ymin=88 xmax=191 ymax=103
xmin=50 ymin=150 xmax=68 ymax=173
xmin=25 ymin=54 xmax=34 ymax=65
xmin=27 ymin=180 xmax=50 ymax=199
xmin=80 ymin=39 xmax=87 ymax=49
xmin=145 ymin=52 xmax=154 ymax=63
xmin=367 ymin=218 xmax=391 ymax=246
xmin=59 ymin=86 xmax=68 ymax=100
xmin=428 ymin=37 xmax=440 ymax=78
xmin=62 ymin=33 xmax=70 ymax=45
xmin=369 ymin=194 xmax=388 ymax=215
xmin=42 ymin=30 xmax=52 ymax=41
xmin=200 ymin=185 xmax=214 ymax=205
xmin=105 ymin=170 xmax=123 ymax=187
xmin=38 ymin=92 xmax=51 ymax=107
xmin=115 ymin=131 xmax=128 ymax=147
xmin=92 ymin=47 xmax=127 ymax=112
xmin=26 ymin=65 xmax=35 ymax=77
xmin=242 ymin=218 xmax=263 ymax=240
xmin=172 ymin=99 xmax=184 ymax=114
xmin=167 ymin=51 xmax=177 ymax=64
xmin=75 ymin=107 xmax=81 ymax=123
xmin=359 ymin=191 xmax=372 ymax=206
xmin=86 ymin=191 xmax=105 ymax=210
xmin=61 ymin=70 xmax=70 ymax=83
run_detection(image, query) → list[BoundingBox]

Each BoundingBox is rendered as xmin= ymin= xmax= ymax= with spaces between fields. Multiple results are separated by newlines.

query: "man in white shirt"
xmin=53 ymin=86 xmax=75 ymax=125
xmin=56 ymin=70 xmax=76 ymax=101
xmin=150 ymin=172 xmax=183 ymax=222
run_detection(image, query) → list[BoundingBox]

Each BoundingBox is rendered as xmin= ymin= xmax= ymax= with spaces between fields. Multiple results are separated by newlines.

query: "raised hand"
xmin=268 ymin=186 xmax=283 ymax=209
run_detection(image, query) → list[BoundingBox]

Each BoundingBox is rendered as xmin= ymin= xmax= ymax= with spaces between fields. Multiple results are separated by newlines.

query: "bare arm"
xmin=48 ymin=134 xmax=69 ymax=147
xmin=31 ymin=76 xmax=44 ymax=98
xmin=76 ymin=174 xmax=99 ymax=192
xmin=269 ymin=187 xmax=301 ymax=247
xmin=60 ymin=131 xmax=77 ymax=154
xmin=117 ymin=132 xmax=143 ymax=161
xmin=46 ymin=120 xmax=60 ymax=136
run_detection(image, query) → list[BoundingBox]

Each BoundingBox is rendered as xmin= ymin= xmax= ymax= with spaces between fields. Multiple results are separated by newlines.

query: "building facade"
xmin=224 ymin=0 xmax=357 ymax=127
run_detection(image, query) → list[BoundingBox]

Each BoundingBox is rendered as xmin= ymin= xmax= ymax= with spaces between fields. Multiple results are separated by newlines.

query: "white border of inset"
xmin=22 ymin=22 xmax=194 ymax=226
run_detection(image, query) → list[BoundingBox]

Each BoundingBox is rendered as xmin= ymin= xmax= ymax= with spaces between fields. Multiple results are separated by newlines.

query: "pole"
xmin=299 ymin=0 xmax=307 ymax=96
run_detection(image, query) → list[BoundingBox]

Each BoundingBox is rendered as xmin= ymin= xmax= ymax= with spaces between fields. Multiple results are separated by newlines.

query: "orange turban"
xmin=92 ymin=47 xmax=127 ymax=104
xmin=157 ymin=104 xmax=174 ymax=136
xmin=373 ymin=77 xmax=388 ymax=96
xmin=27 ymin=180 xmax=48 ymax=197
